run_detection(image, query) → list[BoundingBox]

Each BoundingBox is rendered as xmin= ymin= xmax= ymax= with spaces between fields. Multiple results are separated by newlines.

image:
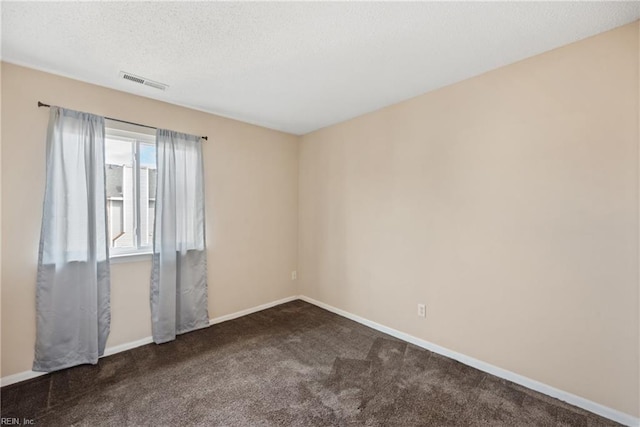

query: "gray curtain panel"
xmin=33 ymin=107 xmax=110 ymax=372
xmin=151 ymin=129 xmax=209 ymax=344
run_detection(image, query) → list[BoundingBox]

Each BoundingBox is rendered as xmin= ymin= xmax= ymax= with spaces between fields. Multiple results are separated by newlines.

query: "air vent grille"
xmin=119 ymin=71 xmax=168 ymax=91
xmin=122 ymin=74 xmax=144 ymax=84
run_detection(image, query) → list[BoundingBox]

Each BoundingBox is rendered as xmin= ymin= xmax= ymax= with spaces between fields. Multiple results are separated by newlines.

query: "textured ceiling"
xmin=2 ymin=2 xmax=639 ymax=135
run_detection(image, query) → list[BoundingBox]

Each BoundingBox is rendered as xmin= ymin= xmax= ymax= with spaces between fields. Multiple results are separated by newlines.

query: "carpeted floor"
xmin=1 ymin=300 xmax=620 ymax=426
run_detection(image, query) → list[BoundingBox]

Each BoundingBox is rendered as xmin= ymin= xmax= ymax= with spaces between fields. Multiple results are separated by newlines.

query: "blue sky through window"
xmin=140 ymin=144 xmax=156 ymax=168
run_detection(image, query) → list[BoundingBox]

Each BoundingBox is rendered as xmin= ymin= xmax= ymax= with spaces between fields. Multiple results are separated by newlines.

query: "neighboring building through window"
xmin=105 ymin=123 xmax=156 ymax=256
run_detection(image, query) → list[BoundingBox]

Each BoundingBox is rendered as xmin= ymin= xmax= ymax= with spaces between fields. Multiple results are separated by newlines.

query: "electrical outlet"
xmin=417 ymin=304 xmax=426 ymax=318
xmin=291 ymin=271 xmax=297 ymax=280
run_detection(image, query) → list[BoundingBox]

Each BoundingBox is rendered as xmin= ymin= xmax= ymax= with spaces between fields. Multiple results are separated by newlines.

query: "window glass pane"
xmin=139 ymin=143 xmax=156 ymax=247
xmin=105 ymin=138 xmax=135 ymax=250
xmin=105 ymin=139 xmax=133 ymax=166
xmin=140 ymin=143 xmax=156 ymax=168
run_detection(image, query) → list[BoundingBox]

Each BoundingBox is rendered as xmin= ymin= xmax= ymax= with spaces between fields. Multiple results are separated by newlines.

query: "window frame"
xmin=105 ymin=123 xmax=156 ymax=259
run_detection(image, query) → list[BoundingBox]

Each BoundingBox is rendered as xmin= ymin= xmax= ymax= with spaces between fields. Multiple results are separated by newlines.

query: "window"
xmin=105 ymin=124 xmax=156 ymax=256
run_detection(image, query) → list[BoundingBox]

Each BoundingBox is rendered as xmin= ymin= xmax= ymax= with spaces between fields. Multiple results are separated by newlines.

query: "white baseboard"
xmin=1 ymin=295 xmax=299 ymax=388
xmin=0 ymin=369 xmax=47 ymax=387
xmin=102 ymin=336 xmax=154 ymax=358
xmin=209 ymin=295 xmax=299 ymax=325
xmin=298 ymin=295 xmax=639 ymax=427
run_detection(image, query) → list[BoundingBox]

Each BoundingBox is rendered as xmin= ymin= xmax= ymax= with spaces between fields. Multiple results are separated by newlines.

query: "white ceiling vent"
xmin=119 ymin=71 xmax=168 ymax=91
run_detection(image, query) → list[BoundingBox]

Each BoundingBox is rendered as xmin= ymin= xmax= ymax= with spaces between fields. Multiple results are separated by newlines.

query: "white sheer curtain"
xmin=33 ymin=107 xmax=110 ymax=372
xmin=151 ymin=129 xmax=209 ymax=344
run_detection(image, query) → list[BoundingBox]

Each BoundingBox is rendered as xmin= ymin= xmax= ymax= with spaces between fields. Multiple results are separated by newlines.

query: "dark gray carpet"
xmin=1 ymin=300 xmax=620 ymax=426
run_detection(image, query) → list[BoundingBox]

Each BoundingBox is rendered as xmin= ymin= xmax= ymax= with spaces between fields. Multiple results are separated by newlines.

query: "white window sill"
xmin=110 ymin=252 xmax=152 ymax=264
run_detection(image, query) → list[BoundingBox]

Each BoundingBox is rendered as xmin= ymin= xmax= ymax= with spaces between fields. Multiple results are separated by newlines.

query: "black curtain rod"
xmin=37 ymin=102 xmax=208 ymax=141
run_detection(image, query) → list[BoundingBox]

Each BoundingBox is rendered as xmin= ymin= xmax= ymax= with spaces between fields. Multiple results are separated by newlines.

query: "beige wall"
xmin=1 ymin=63 xmax=299 ymax=377
xmin=299 ymin=22 xmax=639 ymax=417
